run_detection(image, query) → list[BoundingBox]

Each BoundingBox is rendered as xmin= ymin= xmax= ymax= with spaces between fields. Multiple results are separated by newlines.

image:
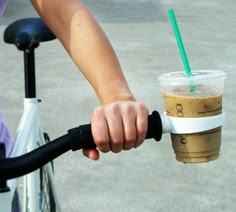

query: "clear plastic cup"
xmin=159 ymin=70 xmax=226 ymax=163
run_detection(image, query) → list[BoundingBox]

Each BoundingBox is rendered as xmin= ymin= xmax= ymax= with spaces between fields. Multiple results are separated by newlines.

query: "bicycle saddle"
xmin=4 ymin=17 xmax=56 ymax=50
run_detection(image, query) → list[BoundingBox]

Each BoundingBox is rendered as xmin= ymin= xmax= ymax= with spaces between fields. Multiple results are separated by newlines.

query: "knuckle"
xmin=95 ymin=137 xmax=110 ymax=152
xmin=92 ymin=106 xmax=104 ymax=118
xmin=125 ymin=134 xmax=136 ymax=144
xmin=138 ymin=124 xmax=148 ymax=135
xmin=91 ymin=107 xmax=104 ymax=123
xmin=108 ymin=103 xmax=120 ymax=115
xmin=112 ymin=137 xmax=123 ymax=145
xmin=95 ymin=138 xmax=108 ymax=147
xmin=137 ymin=103 xmax=149 ymax=115
xmin=124 ymin=103 xmax=133 ymax=114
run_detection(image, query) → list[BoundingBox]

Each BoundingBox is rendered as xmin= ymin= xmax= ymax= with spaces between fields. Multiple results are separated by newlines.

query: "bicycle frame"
xmin=0 ymin=98 xmax=62 ymax=212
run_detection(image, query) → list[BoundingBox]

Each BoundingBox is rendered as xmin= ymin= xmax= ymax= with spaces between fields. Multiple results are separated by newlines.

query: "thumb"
xmin=83 ymin=149 xmax=100 ymax=160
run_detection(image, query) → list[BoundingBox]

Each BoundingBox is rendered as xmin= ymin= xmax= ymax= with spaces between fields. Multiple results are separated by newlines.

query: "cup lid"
xmin=158 ymin=70 xmax=226 ymax=85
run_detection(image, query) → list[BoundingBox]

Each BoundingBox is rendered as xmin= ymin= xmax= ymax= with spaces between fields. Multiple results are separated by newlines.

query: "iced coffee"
xmin=159 ymin=70 xmax=226 ymax=163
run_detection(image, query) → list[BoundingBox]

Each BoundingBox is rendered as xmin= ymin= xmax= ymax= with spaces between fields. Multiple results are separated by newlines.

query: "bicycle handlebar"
xmin=0 ymin=111 xmax=162 ymax=180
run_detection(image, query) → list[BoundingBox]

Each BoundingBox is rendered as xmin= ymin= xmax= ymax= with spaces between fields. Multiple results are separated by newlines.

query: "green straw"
xmin=168 ymin=9 xmax=192 ymax=77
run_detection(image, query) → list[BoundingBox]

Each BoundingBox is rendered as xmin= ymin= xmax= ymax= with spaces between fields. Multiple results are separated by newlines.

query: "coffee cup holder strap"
xmin=161 ymin=112 xmax=225 ymax=134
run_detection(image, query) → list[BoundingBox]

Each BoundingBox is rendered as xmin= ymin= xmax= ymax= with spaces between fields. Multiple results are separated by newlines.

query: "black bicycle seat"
xmin=4 ymin=17 xmax=56 ymax=50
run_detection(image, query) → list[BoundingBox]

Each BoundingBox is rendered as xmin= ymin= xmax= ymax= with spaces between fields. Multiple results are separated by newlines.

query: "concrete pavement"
xmin=0 ymin=0 xmax=235 ymax=211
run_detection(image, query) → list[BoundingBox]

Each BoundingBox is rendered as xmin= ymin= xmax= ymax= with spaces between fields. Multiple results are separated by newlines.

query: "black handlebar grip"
xmin=68 ymin=110 xmax=163 ymax=151
xmin=68 ymin=124 xmax=96 ymax=151
xmin=146 ymin=111 xmax=162 ymax=141
xmin=146 ymin=111 xmax=163 ymax=141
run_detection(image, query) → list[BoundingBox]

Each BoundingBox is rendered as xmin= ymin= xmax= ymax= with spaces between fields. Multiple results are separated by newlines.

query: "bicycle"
xmin=0 ymin=17 xmax=163 ymax=212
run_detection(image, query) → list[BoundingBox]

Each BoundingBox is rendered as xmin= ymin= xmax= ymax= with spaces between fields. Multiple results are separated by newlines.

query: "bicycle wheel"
xmin=40 ymin=133 xmax=56 ymax=212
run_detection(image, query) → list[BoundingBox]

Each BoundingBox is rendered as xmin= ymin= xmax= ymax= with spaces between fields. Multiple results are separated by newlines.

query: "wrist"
xmin=97 ymin=84 xmax=136 ymax=105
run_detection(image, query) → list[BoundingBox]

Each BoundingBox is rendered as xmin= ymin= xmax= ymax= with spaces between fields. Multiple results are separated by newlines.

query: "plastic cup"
xmin=158 ymin=70 xmax=226 ymax=163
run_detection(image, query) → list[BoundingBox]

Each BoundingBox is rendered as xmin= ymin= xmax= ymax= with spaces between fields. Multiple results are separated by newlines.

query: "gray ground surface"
xmin=0 ymin=0 xmax=235 ymax=211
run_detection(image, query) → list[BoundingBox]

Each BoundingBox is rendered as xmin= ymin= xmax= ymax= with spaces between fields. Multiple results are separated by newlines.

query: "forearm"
xmin=31 ymin=0 xmax=135 ymax=104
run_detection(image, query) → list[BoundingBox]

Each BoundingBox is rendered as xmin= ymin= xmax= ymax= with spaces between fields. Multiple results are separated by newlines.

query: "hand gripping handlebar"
xmin=0 ymin=111 xmax=162 ymax=180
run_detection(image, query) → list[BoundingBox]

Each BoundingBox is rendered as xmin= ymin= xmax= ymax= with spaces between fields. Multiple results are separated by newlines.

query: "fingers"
xmin=135 ymin=105 xmax=148 ymax=148
xmin=91 ymin=109 xmax=110 ymax=153
xmin=90 ymin=101 xmax=149 ymax=157
xmin=122 ymin=107 xmax=137 ymax=150
xmin=108 ymin=113 xmax=124 ymax=153
xmin=91 ymin=103 xmax=124 ymax=153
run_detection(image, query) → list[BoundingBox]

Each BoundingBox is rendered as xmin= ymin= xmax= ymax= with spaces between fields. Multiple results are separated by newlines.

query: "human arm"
xmin=30 ymin=0 xmax=148 ymax=159
xmin=31 ymin=0 xmax=132 ymax=104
